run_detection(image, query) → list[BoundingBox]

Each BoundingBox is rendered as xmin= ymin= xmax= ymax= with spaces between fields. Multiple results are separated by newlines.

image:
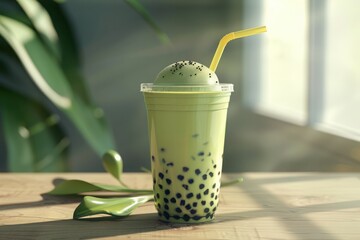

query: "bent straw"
xmin=209 ymin=26 xmax=267 ymax=72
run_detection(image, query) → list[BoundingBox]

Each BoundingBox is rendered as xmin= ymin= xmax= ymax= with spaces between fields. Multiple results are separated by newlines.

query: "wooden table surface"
xmin=0 ymin=173 xmax=360 ymax=239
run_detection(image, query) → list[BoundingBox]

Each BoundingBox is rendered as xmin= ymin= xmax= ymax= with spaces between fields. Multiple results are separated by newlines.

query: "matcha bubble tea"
xmin=141 ymin=27 xmax=266 ymax=223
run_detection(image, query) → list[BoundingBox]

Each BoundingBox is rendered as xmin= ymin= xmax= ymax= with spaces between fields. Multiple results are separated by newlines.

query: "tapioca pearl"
xmin=195 ymin=169 xmax=201 ymax=175
xmin=199 ymin=183 xmax=205 ymax=189
xmin=212 ymin=183 xmax=216 ymax=189
xmin=183 ymin=167 xmax=189 ymax=172
xmin=170 ymin=197 xmax=176 ymax=203
xmin=156 ymin=193 xmax=160 ymax=199
xmin=198 ymin=151 xmax=205 ymax=156
xmin=160 ymin=148 xmax=165 ymax=152
xmin=192 ymin=202 xmax=198 ymax=207
xmin=180 ymin=200 xmax=186 ymax=206
xmin=159 ymin=172 xmax=164 ymax=179
xmin=215 ymin=195 xmax=218 ymax=200
xmin=175 ymin=207 xmax=182 ymax=213
xmin=196 ymin=193 xmax=201 ymax=199
xmin=202 ymin=174 xmax=207 ymax=180
xmin=183 ymin=214 xmax=190 ymax=221
xmin=211 ymin=193 xmax=215 ymax=198
xmin=210 ymin=201 xmax=214 ymax=206
xmin=216 ymin=188 xmax=219 ymax=192
xmin=176 ymin=193 xmax=182 ymax=199
xmin=165 ymin=169 xmax=168 ymax=174
xmin=164 ymin=204 xmax=169 ymax=210
xmin=213 ymin=207 xmax=217 ymax=212
xmin=201 ymin=200 xmax=206 ymax=206
xmin=193 ymin=215 xmax=202 ymax=221
xmin=213 ymin=164 xmax=217 ymax=169
xmin=163 ymin=211 xmax=170 ymax=219
xmin=158 ymin=184 xmax=163 ymax=189
xmin=164 ymin=198 xmax=169 ymax=203
xmin=165 ymin=189 xmax=170 ymax=195
xmin=186 ymin=193 xmax=194 ymax=199
xmin=209 ymin=172 xmax=214 ymax=177
xmin=177 ymin=175 xmax=184 ymax=181
xmin=162 ymin=158 xmax=166 ymax=164
xmin=173 ymin=215 xmax=181 ymax=220
xmin=188 ymin=178 xmax=194 ymax=184
xmin=205 ymin=213 xmax=212 ymax=219
xmin=166 ymin=162 xmax=174 ymax=167
xmin=204 ymin=208 xmax=210 ymax=213
xmin=182 ymin=184 xmax=189 ymax=190
xmin=157 ymin=203 xmax=161 ymax=209
xmin=151 ymin=155 xmax=155 ymax=161
xmin=218 ymin=171 xmax=221 ymax=175
xmin=203 ymin=189 xmax=209 ymax=195
xmin=185 ymin=204 xmax=192 ymax=210
xmin=190 ymin=209 xmax=197 ymax=215
xmin=166 ymin=178 xmax=172 ymax=185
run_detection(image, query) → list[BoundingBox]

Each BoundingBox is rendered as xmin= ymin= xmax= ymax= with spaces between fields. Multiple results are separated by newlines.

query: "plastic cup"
xmin=141 ymin=61 xmax=233 ymax=223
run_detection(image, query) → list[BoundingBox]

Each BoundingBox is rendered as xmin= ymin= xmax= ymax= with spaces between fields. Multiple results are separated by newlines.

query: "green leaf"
xmin=102 ymin=150 xmax=124 ymax=184
xmin=221 ymin=177 xmax=244 ymax=187
xmin=0 ymin=87 xmax=69 ymax=172
xmin=124 ymin=0 xmax=170 ymax=44
xmin=47 ymin=179 xmax=153 ymax=195
xmin=73 ymin=195 xmax=153 ymax=219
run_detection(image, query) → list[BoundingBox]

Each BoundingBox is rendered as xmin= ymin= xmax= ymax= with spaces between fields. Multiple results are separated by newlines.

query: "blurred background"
xmin=1 ymin=0 xmax=360 ymax=172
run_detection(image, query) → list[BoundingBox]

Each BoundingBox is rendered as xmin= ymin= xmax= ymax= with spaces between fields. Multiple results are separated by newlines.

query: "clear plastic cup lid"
xmin=140 ymin=83 xmax=234 ymax=92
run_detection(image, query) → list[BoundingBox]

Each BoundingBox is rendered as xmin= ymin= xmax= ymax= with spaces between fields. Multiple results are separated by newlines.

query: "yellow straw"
xmin=209 ymin=26 xmax=267 ymax=72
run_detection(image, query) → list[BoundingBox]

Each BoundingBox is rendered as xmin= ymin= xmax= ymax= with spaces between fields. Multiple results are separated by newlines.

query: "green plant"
xmin=0 ymin=0 xmax=168 ymax=171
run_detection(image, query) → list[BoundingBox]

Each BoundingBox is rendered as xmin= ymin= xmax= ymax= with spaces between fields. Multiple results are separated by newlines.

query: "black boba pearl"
xmin=180 ymin=200 xmax=186 ymax=206
xmin=166 ymin=162 xmax=174 ymax=167
xmin=201 ymin=200 xmax=206 ymax=205
xmin=165 ymin=189 xmax=170 ymax=195
xmin=213 ymin=207 xmax=217 ymax=212
xmin=193 ymin=215 xmax=202 ymax=221
xmin=188 ymin=178 xmax=194 ymax=184
xmin=198 ymin=151 xmax=204 ymax=156
xmin=212 ymin=183 xmax=216 ymax=189
xmin=190 ymin=209 xmax=197 ymax=215
xmin=153 ymin=178 xmax=156 ymax=184
xmin=213 ymin=164 xmax=217 ymax=169
xmin=160 ymin=148 xmax=165 ymax=152
xmin=176 ymin=193 xmax=182 ymax=198
xmin=173 ymin=215 xmax=180 ymax=220
xmin=158 ymin=184 xmax=163 ymax=189
xmin=175 ymin=207 xmax=182 ymax=213
xmin=196 ymin=193 xmax=201 ymax=199
xmin=211 ymin=193 xmax=215 ymax=198
xmin=218 ymin=171 xmax=221 ymax=175
xmin=177 ymin=175 xmax=184 ymax=181
xmin=183 ymin=167 xmax=189 ymax=172
xmin=157 ymin=203 xmax=161 ymax=208
xmin=199 ymin=184 xmax=205 ymax=189
xmin=156 ymin=193 xmax=160 ymax=199
xmin=192 ymin=202 xmax=198 ymax=207
xmin=195 ymin=169 xmax=201 ymax=175
xmin=204 ymin=189 xmax=209 ymax=195
xmin=183 ymin=214 xmax=190 ymax=221
xmin=163 ymin=211 xmax=170 ymax=219
xmin=151 ymin=156 xmax=155 ymax=161
xmin=205 ymin=213 xmax=211 ymax=219
xmin=204 ymin=208 xmax=210 ymax=213
xmin=217 ymin=188 xmax=219 ymax=192
xmin=215 ymin=195 xmax=218 ymax=200
xmin=164 ymin=198 xmax=169 ymax=203
xmin=210 ymin=201 xmax=214 ymax=206
xmin=182 ymin=184 xmax=189 ymax=190
xmin=164 ymin=204 xmax=169 ymax=210
xmin=185 ymin=204 xmax=192 ymax=210
xmin=170 ymin=198 xmax=176 ymax=203
xmin=202 ymin=174 xmax=207 ymax=180
xmin=159 ymin=172 xmax=164 ymax=179
xmin=166 ymin=178 xmax=172 ymax=185
xmin=186 ymin=193 xmax=194 ymax=199
xmin=209 ymin=172 xmax=214 ymax=177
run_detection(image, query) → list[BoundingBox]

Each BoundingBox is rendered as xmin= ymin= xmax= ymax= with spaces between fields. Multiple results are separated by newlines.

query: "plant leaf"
xmin=124 ymin=0 xmax=169 ymax=44
xmin=0 ymin=86 xmax=69 ymax=172
xmin=102 ymin=150 xmax=123 ymax=183
xmin=47 ymin=179 xmax=152 ymax=195
xmin=73 ymin=195 xmax=153 ymax=219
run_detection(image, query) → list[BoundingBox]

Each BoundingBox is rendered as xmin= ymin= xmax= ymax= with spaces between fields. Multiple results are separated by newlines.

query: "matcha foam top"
xmin=141 ymin=60 xmax=233 ymax=92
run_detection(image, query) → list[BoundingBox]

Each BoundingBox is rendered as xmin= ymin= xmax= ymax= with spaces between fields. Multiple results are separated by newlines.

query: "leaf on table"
xmin=73 ymin=195 xmax=153 ymax=219
xmin=47 ymin=179 xmax=152 ymax=195
xmin=102 ymin=150 xmax=124 ymax=184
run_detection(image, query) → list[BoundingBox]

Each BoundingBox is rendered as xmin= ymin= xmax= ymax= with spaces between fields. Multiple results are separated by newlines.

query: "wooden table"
xmin=0 ymin=173 xmax=359 ymax=239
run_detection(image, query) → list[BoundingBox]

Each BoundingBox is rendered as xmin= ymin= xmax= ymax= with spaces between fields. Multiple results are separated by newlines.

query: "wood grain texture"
xmin=0 ymin=173 xmax=360 ymax=239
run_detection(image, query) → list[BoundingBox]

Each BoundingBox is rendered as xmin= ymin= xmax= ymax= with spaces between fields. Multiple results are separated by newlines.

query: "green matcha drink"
xmin=141 ymin=61 xmax=233 ymax=223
